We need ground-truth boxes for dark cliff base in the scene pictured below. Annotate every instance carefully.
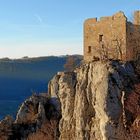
[0,94,61,140]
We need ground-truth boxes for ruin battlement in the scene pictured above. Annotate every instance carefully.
[84,11,127,25]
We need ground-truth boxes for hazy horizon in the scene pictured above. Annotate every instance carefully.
[0,54,82,59]
[0,41,83,59]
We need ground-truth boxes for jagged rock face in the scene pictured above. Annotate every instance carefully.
[49,61,140,140]
[0,94,60,140]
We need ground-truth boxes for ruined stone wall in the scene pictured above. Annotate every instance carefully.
[126,11,140,61]
[134,11,140,25]
[84,12,127,62]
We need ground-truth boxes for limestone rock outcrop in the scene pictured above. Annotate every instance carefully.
[48,60,140,140]
[0,94,60,140]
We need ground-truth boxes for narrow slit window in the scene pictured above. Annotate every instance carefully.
[88,46,91,53]
[99,34,103,42]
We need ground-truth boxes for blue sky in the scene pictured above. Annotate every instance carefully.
[0,0,140,58]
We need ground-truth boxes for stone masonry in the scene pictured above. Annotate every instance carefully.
[84,11,140,62]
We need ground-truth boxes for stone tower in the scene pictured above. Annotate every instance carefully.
[84,11,140,62]
[134,11,140,25]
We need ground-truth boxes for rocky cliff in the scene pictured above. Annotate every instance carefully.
[48,60,140,140]
[1,60,140,140]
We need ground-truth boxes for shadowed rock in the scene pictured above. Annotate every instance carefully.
[0,94,61,140]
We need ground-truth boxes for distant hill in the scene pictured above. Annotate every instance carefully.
[0,55,82,119]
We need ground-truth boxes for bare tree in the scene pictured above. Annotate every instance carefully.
[113,38,123,60]
[99,37,123,61]
[99,41,109,61]
[64,56,77,72]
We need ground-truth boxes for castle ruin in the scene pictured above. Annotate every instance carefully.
[84,11,140,61]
